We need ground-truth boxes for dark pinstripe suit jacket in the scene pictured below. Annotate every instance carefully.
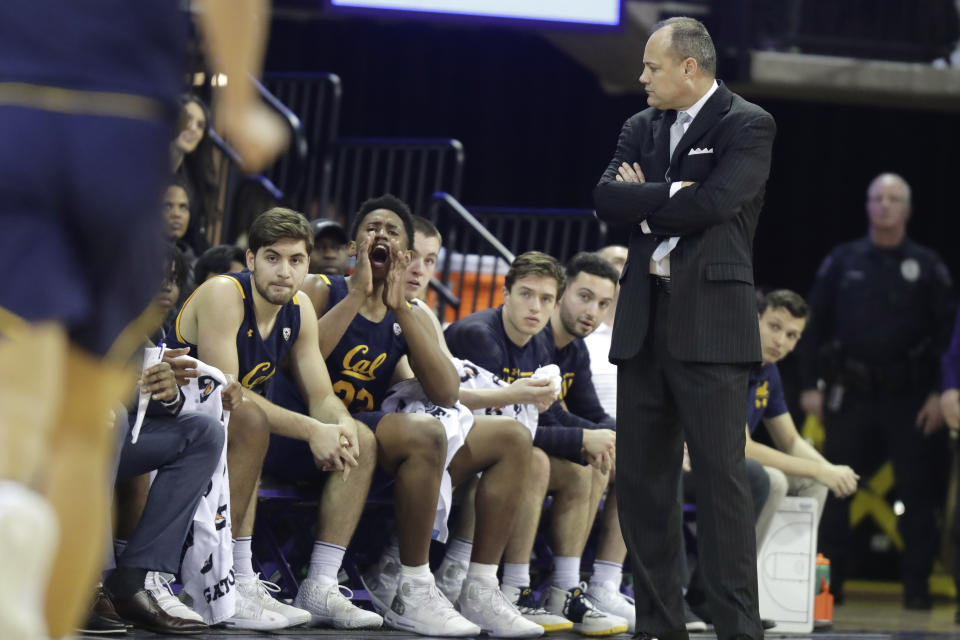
[594,82,776,365]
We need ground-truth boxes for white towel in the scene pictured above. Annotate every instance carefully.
[381,379,473,543]
[178,360,235,625]
[455,358,539,437]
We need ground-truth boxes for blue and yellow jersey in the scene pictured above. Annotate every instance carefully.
[746,362,789,433]
[269,274,409,414]
[171,271,301,397]
[323,275,408,413]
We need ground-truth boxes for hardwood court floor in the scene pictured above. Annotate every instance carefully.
[77,590,960,640]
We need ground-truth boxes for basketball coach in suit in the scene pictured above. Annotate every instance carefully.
[593,17,776,640]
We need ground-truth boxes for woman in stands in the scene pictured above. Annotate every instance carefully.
[171,94,217,256]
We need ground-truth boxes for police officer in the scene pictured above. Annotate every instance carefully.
[797,172,955,609]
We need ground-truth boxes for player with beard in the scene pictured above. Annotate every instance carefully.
[444,251,625,637]
[270,195,486,637]
[171,207,381,631]
[538,252,638,631]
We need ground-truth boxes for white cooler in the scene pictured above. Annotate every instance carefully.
[757,496,818,633]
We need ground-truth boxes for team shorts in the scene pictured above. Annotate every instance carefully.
[0,104,170,355]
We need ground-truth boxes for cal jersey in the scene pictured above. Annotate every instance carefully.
[325,275,408,413]
[172,271,301,397]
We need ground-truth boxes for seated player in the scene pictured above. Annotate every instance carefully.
[171,207,381,631]
[444,251,627,637]
[355,214,547,637]
[269,195,488,637]
[540,252,636,631]
[747,290,859,547]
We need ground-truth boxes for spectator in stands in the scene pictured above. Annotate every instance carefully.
[444,251,626,637]
[310,218,350,275]
[340,213,546,637]
[748,290,859,547]
[171,94,217,255]
[154,244,190,343]
[193,244,246,289]
[162,178,197,264]
[170,207,376,631]
[101,348,222,635]
[797,173,955,608]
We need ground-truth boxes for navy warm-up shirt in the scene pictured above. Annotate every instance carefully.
[746,363,789,434]
[445,307,585,461]
[541,321,615,430]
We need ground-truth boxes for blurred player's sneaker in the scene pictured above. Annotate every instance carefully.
[456,574,543,638]
[361,552,401,615]
[501,585,573,632]
[543,584,628,637]
[585,581,636,633]
[384,572,480,637]
[0,483,57,640]
[435,557,469,603]
[294,576,382,629]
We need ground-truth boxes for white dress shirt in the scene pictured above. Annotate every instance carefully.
[642,80,719,276]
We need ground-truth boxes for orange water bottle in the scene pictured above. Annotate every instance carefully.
[814,553,834,627]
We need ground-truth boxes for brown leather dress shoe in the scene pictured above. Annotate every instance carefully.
[77,585,128,635]
[108,587,206,635]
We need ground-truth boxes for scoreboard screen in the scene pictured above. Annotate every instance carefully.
[326,0,622,27]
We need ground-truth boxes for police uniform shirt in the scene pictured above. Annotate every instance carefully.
[746,363,789,434]
[172,271,301,397]
[800,236,954,389]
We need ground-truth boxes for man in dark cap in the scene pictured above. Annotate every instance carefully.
[310,219,350,275]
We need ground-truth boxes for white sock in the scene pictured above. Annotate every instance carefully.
[444,536,473,566]
[589,560,623,589]
[232,537,254,577]
[113,538,128,561]
[307,541,346,582]
[502,563,530,589]
[466,562,498,580]
[401,563,431,580]
[552,556,581,591]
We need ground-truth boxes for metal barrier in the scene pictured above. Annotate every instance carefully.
[262,72,342,214]
[427,192,607,322]
[332,138,464,224]
[203,74,308,244]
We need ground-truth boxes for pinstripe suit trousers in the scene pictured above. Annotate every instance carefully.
[616,281,762,640]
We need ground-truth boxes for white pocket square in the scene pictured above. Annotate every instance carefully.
[688,147,714,155]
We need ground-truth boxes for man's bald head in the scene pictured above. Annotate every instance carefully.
[598,245,628,277]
